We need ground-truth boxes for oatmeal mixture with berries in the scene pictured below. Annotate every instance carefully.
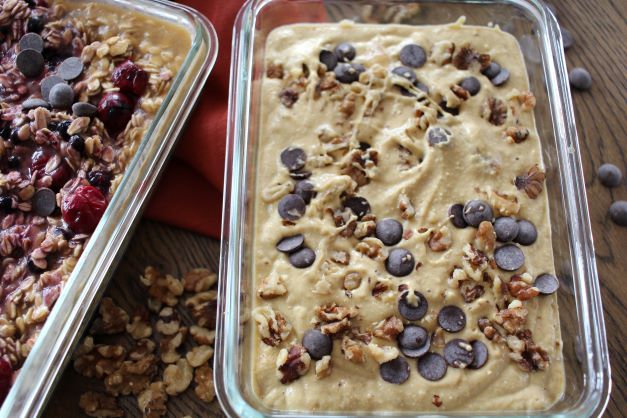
[251,20,565,412]
[0,0,190,398]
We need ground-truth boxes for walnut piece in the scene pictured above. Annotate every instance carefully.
[432,394,443,408]
[481,97,508,126]
[182,268,217,293]
[460,280,485,303]
[428,226,452,252]
[276,344,311,384]
[489,190,520,216]
[163,358,193,396]
[343,272,362,291]
[90,297,129,335]
[140,267,184,311]
[398,192,415,219]
[155,307,180,336]
[462,244,489,281]
[508,275,540,301]
[190,325,216,346]
[128,339,156,361]
[430,40,454,65]
[194,364,215,403]
[74,344,126,379]
[372,316,404,341]
[315,303,359,322]
[474,221,496,253]
[79,392,123,418]
[341,336,366,363]
[184,291,217,328]
[330,250,350,265]
[507,330,550,372]
[366,343,400,364]
[104,354,158,396]
[160,328,187,364]
[266,62,284,79]
[136,381,168,418]
[185,345,214,368]
[504,126,530,144]
[452,45,490,70]
[257,274,287,299]
[355,237,386,260]
[315,355,332,379]
[279,88,299,108]
[515,164,546,199]
[495,307,529,333]
[126,307,152,340]
[253,306,292,346]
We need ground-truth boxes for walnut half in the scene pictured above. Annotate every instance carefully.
[276,344,311,384]
[78,392,123,418]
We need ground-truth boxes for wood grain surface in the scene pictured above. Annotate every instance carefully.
[43,0,625,417]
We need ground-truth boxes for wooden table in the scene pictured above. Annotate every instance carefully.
[44,0,625,416]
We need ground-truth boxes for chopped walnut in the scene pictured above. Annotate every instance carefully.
[504,126,530,144]
[315,355,332,379]
[451,84,470,100]
[330,250,350,265]
[474,221,496,253]
[343,272,362,291]
[508,330,550,372]
[79,392,123,418]
[279,88,299,108]
[194,364,215,403]
[489,190,520,216]
[515,165,546,199]
[495,306,529,333]
[341,336,366,363]
[163,358,193,396]
[354,220,376,239]
[185,345,214,368]
[90,297,129,335]
[257,274,287,299]
[478,318,501,342]
[340,92,356,116]
[159,328,187,364]
[182,268,217,293]
[372,279,391,299]
[430,40,454,65]
[190,325,216,346]
[508,275,540,301]
[316,304,359,322]
[141,269,184,310]
[128,339,156,361]
[431,327,446,348]
[448,267,468,289]
[452,45,490,70]
[428,226,452,252]
[320,318,351,336]
[136,381,168,418]
[253,306,292,346]
[366,343,400,364]
[74,344,127,379]
[481,97,508,126]
[510,90,536,111]
[355,237,386,260]
[460,280,485,303]
[276,344,311,384]
[372,316,404,341]
[104,354,158,396]
[184,291,217,328]
[432,394,443,408]
[155,307,180,336]
[398,192,415,219]
[462,243,489,281]
[266,62,284,79]
[126,307,152,340]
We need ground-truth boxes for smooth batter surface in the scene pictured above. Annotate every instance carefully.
[250,20,565,413]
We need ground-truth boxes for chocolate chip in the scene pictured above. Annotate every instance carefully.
[27,257,44,273]
[468,340,489,369]
[58,57,84,81]
[515,220,537,246]
[7,155,19,169]
[19,33,43,52]
[494,217,519,242]
[386,248,415,277]
[32,187,56,216]
[302,329,332,360]
[459,76,481,96]
[448,204,467,228]
[276,234,304,254]
[569,67,592,90]
[41,76,65,101]
[427,126,452,146]
[334,42,355,62]
[359,142,370,151]
[399,44,426,68]
[289,247,316,268]
[490,68,510,86]
[0,196,12,212]
[289,170,312,180]
[462,200,493,227]
[494,244,525,271]
[379,356,410,385]
[343,196,370,219]
[417,352,447,381]
[68,135,85,153]
[437,305,466,333]
[280,147,306,171]
[443,339,474,368]
[609,201,627,227]
[598,163,622,188]
[26,15,45,33]
[49,83,74,109]
[438,101,459,116]
[561,27,574,49]
[22,98,50,111]
[397,325,430,358]
[278,194,306,221]
[334,63,364,84]
[319,49,338,71]
[72,102,98,117]
[16,48,44,78]
[375,218,403,246]
[398,290,428,321]
[391,66,417,84]
[294,180,315,204]
[534,273,560,295]
[481,62,501,79]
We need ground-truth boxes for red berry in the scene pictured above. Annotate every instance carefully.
[62,185,107,233]
[30,147,50,173]
[112,60,148,96]
[97,92,134,136]
[45,157,73,191]
[0,357,12,403]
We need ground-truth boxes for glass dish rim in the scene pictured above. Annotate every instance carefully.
[215,0,611,417]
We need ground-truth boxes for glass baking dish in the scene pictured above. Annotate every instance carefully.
[216,0,610,417]
[0,0,217,417]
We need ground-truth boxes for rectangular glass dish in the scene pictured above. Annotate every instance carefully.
[216,0,610,417]
[0,0,218,417]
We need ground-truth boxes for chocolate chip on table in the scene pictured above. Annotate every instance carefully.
[49,83,75,109]
[399,44,426,68]
[494,216,520,242]
[294,180,315,204]
[468,340,489,369]
[459,76,481,96]
[22,98,50,111]
[16,48,44,78]
[19,33,44,53]
[514,219,537,246]
[609,201,627,227]
[379,356,410,385]
[490,68,510,86]
[462,200,493,227]
[398,290,428,321]
[302,329,332,360]
[598,163,622,188]
[280,147,306,171]
[443,339,475,368]
[569,67,592,90]
[482,61,501,79]
[278,194,306,221]
[494,244,525,271]
[417,352,447,381]
[397,325,430,358]
[391,66,418,84]
[334,63,365,84]
[32,187,56,216]
[289,170,312,180]
[334,42,356,62]
[448,204,468,228]
[319,49,338,71]
[41,75,66,101]
[72,102,98,117]
[427,126,452,146]
[289,247,316,268]
[58,56,84,81]
[375,218,403,246]
[437,305,466,333]
[534,273,560,295]
[386,248,415,277]
[276,234,305,254]
[343,196,370,219]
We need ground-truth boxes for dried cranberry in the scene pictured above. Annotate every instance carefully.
[87,170,112,194]
[0,357,11,403]
[112,60,148,96]
[97,92,134,136]
[46,158,73,191]
[62,185,107,233]
[31,148,50,172]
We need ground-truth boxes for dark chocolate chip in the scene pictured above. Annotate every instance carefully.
[280,147,306,171]
[398,290,428,321]
[58,56,84,81]
[68,135,85,153]
[397,325,430,358]
[468,340,489,369]
[319,49,338,71]
[49,83,74,109]
[399,44,426,68]
[379,356,410,384]
[1,126,10,140]
[289,247,316,268]
[515,220,537,246]
[598,163,622,188]
[391,66,417,84]
[494,217,519,242]
[569,67,592,90]
[437,305,466,333]
[294,180,315,204]
[459,76,481,96]
[609,201,627,227]
[448,204,467,228]
[55,119,72,139]
[386,248,415,277]
[438,101,459,116]
[427,126,452,146]
[482,62,501,79]
[289,170,312,180]
[7,155,19,169]
[491,68,510,86]
[443,339,474,368]
[334,42,356,62]
[534,273,560,295]
[41,76,65,101]
[19,33,43,53]
[494,244,525,271]
[462,200,493,227]
[32,187,56,216]
[276,234,305,254]
[278,194,306,221]
[16,48,44,78]
[343,196,370,219]
[359,142,370,151]
[561,27,574,49]
[26,15,46,33]
[334,63,364,84]
[72,102,98,117]
[417,352,447,381]
[302,329,332,360]
[22,98,50,111]
[375,218,403,246]
[0,196,13,212]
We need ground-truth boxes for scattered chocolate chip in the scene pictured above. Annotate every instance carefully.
[398,290,428,321]
[598,163,622,188]
[276,234,305,254]
[26,15,45,33]
[490,68,510,86]
[397,325,430,358]
[569,67,592,90]
[427,126,452,146]
[443,339,474,368]
[19,33,44,52]
[319,49,338,71]
[289,170,312,180]
[561,27,574,49]
[72,102,98,117]
[359,142,370,151]
[343,196,370,219]
[534,273,560,295]
[302,329,332,360]
[399,44,426,68]
[380,356,410,384]
[278,194,306,221]
[481,62,501,79]
[375,218,403,246]
[515,220,537,246]
[55,119,72,139]
[335,42,356,62]
[494,244,525,271]
[609,201,627,227]
[437,305,466,333]
[58,57,84,81]
[417,352,447,381]
[22,98,50,111]
[280,147,306,171]
[16,48,44,78]
[40,75,65,101]
[386,248,415,277]
[391,66,417,84]
[334,63,364,84]
[494,217,520,242]
[49,83,75,109]
[462,200,493,227]
[32,187,56,216]
[468,340,489,369]
[459,76,481,96]
[448,204,467,228]
[289,247,316,268]
[294,180,315,204]
[438,101,459,116]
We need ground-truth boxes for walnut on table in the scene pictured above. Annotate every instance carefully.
[194,364,215,403]
[78,392,124,418]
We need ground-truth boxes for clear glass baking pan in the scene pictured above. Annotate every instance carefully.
[216,0,610,417]
[0,0,217,417]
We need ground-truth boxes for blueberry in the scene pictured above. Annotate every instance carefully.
[609,201,627,227]
[278,194,306,221]
[10,128,20,143]
[399,44,426,68]
[27,257,44,273]
[294,180,315,204]
[379,356,410,384]
[334,42,356,62]
[375,218,403,246]
[302,329,332,360]
[569,67,592,90]
[437,305,466,333]
[319,49,338,71]
[448,203,467,228]
[68,135,85,153]
[87,170,112,193]
[598,163,622,188]
[515,220,537,246]
[385,248,415,277]
[462,200,493,227]
[56,120,72,139]
[397,325,430,358]
[494,244,525,271]
[0,125,10,140]
[494,217,519,242]
[7,155,20,169]
[459,76,481,96]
